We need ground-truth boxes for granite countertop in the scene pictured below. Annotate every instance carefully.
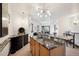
[32,36,63,50]
[0,38,10,52]
[9,35,23,38]
[50,35,73,40]
[10,34,28,39]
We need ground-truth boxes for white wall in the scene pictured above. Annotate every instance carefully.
[8,4,29,35]
[9,15,28,35]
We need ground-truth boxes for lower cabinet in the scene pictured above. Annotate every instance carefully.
[39,44,49,56]
[10,34,28,54]
[30,38,35,56]
[30,37,40,56]
[30,37,65,56]
[50,45,65,56]
[35,40,40,56]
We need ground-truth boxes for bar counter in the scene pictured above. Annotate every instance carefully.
[30,36,65,56]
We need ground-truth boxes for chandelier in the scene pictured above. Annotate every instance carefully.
[73,17,79,25]
[37,8,51,18]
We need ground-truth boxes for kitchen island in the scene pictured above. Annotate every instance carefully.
[30,36,65,56]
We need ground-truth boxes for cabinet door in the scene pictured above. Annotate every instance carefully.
[24,34,28,46]
[30,37,35,56]
[50,45,65,56]
[35,41,40,56]
[10,37,19,54]
[39,44,49,56]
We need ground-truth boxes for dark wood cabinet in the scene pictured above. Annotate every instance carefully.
[10,34,28,54]
[10,36,19,54]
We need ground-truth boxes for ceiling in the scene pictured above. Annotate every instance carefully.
[3,3,79,20]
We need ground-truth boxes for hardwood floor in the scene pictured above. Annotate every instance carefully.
[66,47,79,56]
[9,43,79,56]
[9,43,31,56]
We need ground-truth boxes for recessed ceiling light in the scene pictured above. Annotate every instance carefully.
[40,9,43,13]
[37,13,40,16]
[73,17,79,25]
[39,15,42,17]
[45,15,48,17]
